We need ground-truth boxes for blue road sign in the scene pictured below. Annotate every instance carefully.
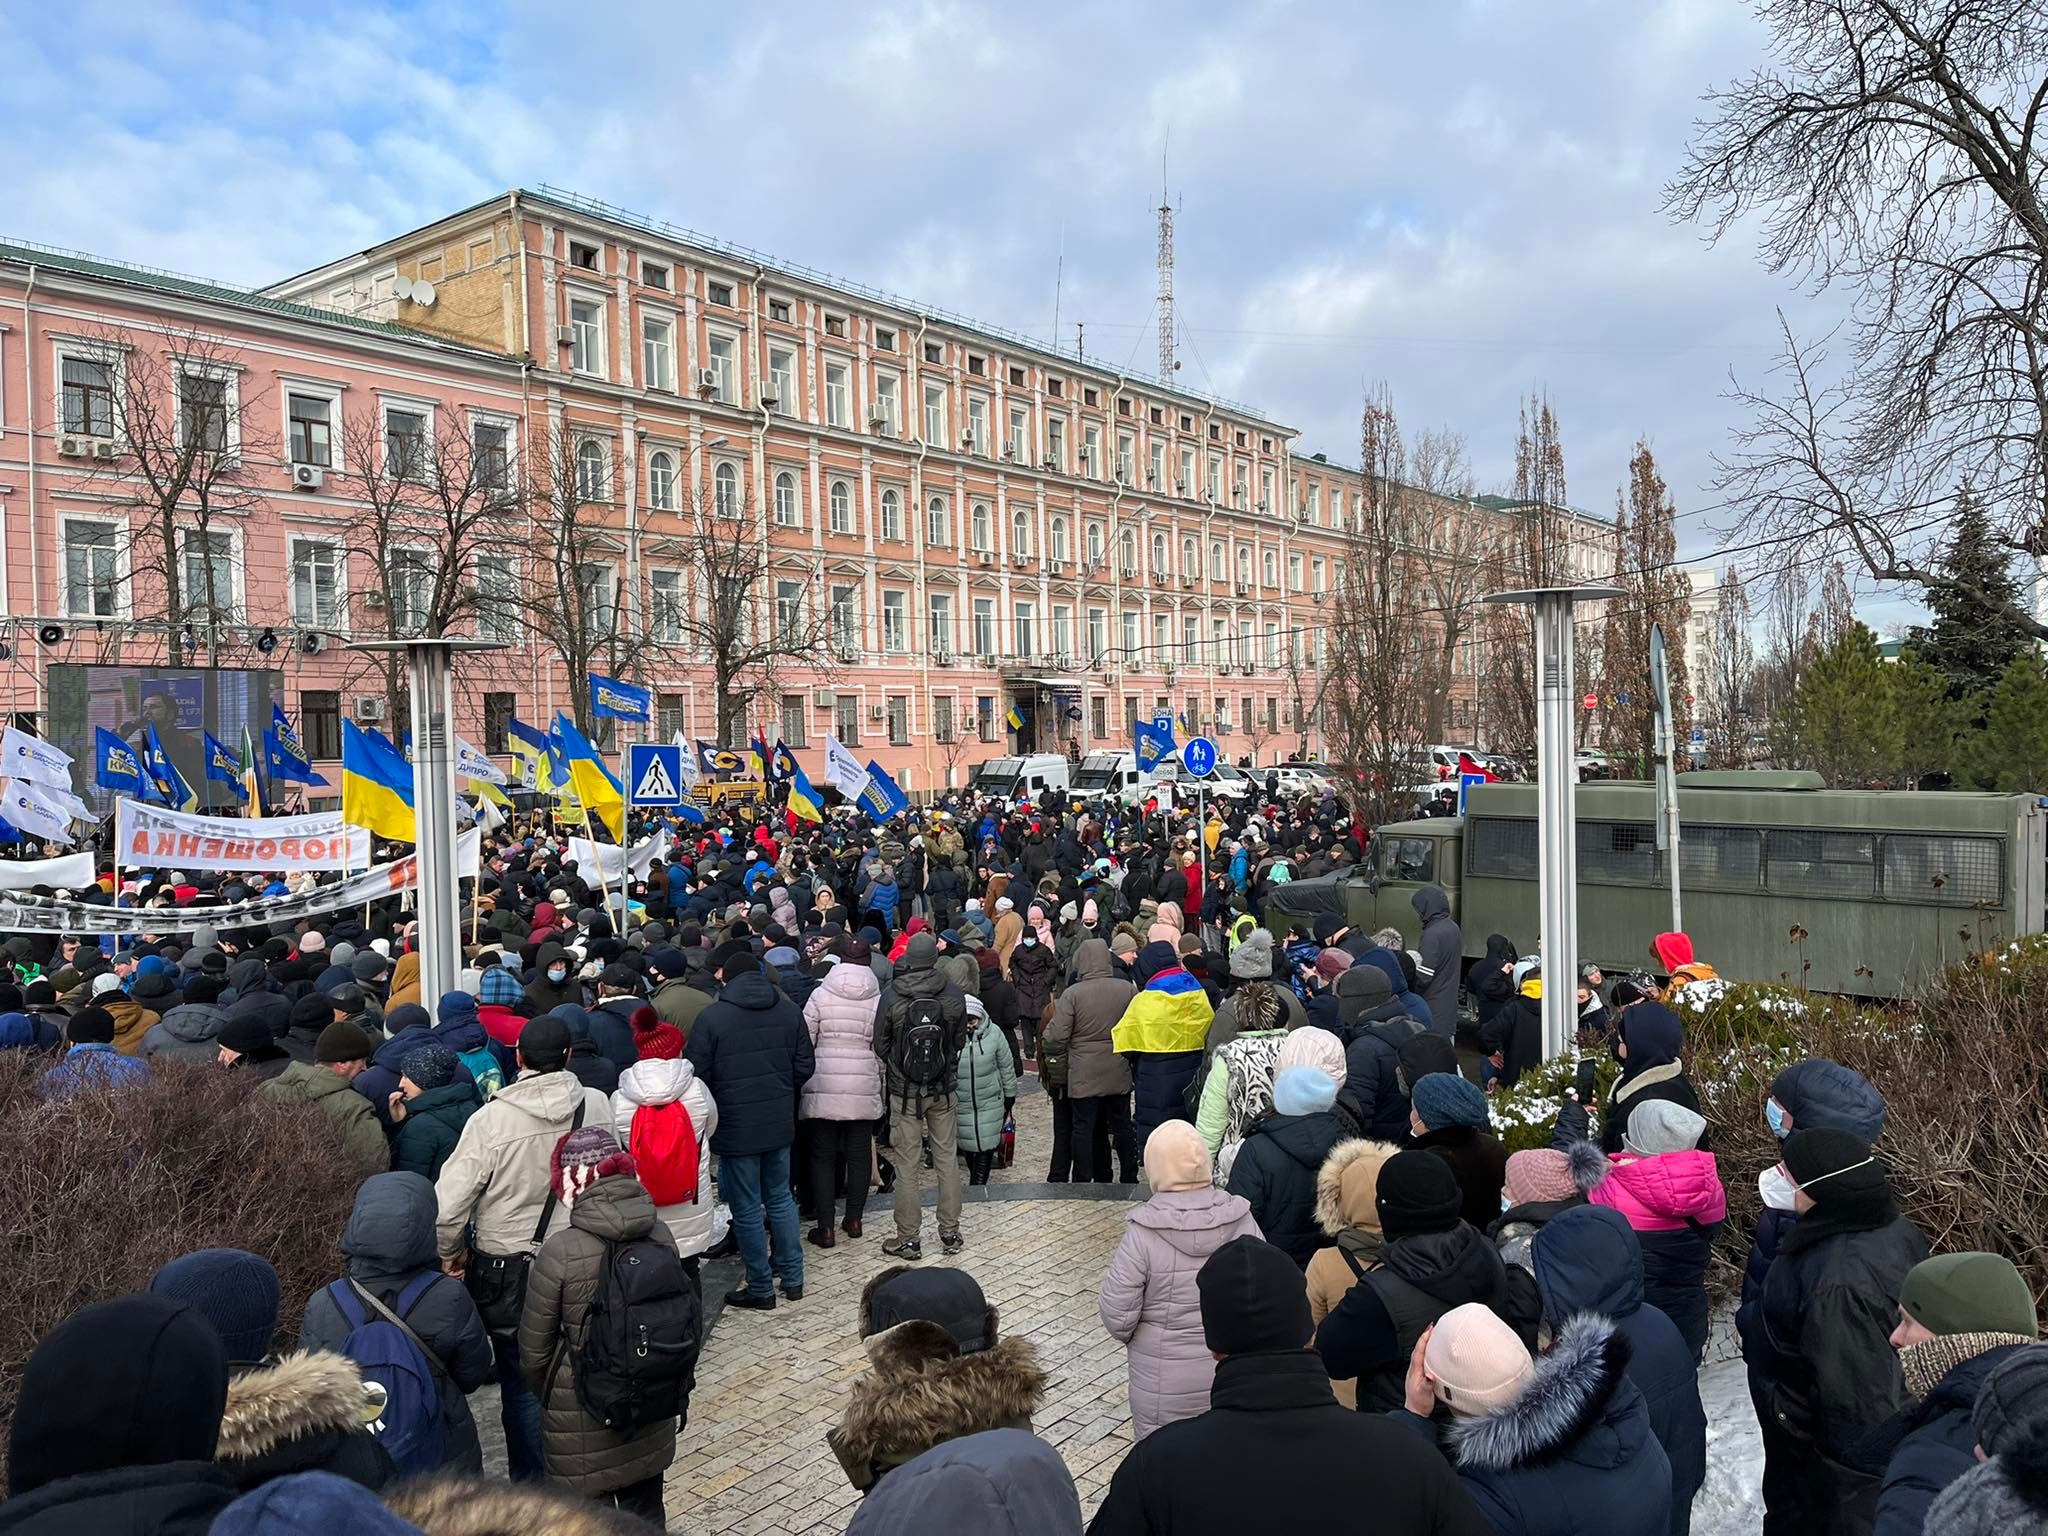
[1182,736,1220,778]
[1458,771,1488,814]
[626,743,685,805]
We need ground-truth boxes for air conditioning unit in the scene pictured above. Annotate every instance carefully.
[1163,668,1178,683]
[1180,574,1196,588]
[91,440,116,461]
[869,407,889,429]
[812,689,837,706]
[961,433,977,452]
[1049,559,1068,574]
[934,651,954,667]
[1294,507,1310,523]
[1043,456,1060,471]
[977,552,994,567]
[1011,553,1030,568]
[758,385,779,409]
[1003,440,1020,461]
[1146,471,1159,487]
[57,436,86,458]
[353,696,387,722]
[1056,652,1076,669]
[1236,582,1251,597]
[1257,498,1270,512]
[1119,565,1137,581]
[835,643,861,663]
[868,705,885,723]
[697,369,720,396]
[555,325,575,346]
[363,590,387,609]
[1176,477,1188,493]
[292,464,324,490]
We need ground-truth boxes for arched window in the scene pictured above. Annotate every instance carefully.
[971,501,991,551]
[1118,528,1136,573]
[880,488,902,541]
[714,462,738,518]
[1086,522,1105,562]
[1050,517,1069,563]
[1237,546,1253,584]
[927,495,949,546]
[1181,536,1197,576]
[829,479,852,533]
[774,471,799,527]
[646,450,676,511]
[575,439,606,501]
[1151,531,1167,574]
[1011,507,1031,556]
[1209,540,1225,580]
[1263,549,1278,586]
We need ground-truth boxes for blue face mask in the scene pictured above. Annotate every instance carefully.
[1765,1098,1789,1139]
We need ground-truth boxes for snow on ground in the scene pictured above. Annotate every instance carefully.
[1693,1313,1765,1536]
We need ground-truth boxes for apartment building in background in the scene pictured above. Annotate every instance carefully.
[0,188,1614,793]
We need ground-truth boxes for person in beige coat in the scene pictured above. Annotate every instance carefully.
[518,1125,683,1524]
[1042,936,1139,1183]
[1305,1137,1399,1407]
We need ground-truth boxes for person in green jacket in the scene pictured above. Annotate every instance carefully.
[260,1020,390,1172]
[388,1045,483,1180]
[956,995,1017,1185]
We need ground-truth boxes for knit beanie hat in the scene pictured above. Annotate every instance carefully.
[91,971,124,997]
[550,1125,634,1209]
[1315,948,1354,982]
[1972,1343,2048,1454]
[1147,922,1181,947]
[1229,927,1275,979]
[398,1045,461,1093]
[1273,1064,1339,1116]
[315,1019,374,1065]
[1276,1026,1348,1088]
[633,1005,684,1062]
[1504,1148,1580,1206]
[299,931,326,954]
[1425,1302,1534,1415]
[1783,1127,1883,1203]
[218,1015,276,1058]
[1143,1121,1212,1193]
[1898,1253,2040,1340]
[1134,940,1181,985]
[477,967,522,1006]
[66,1005,115,1045]
[1411,1071,1490,1132]
[1623,1099,1708,1156]
[519,1014,571,1070]
[1197,1236,1313,1355]
[148,1248,281,1366]
[290,993,335,1031]
[1111,933,1138,959]
[1375,1149,1465,1238]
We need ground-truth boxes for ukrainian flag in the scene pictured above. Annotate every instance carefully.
[786,762,825,823]
[508,717,548,791]
[341,719,417,842]
[1004,704,1026,731]
[551,713,625,839]
[1110,964,1214,1055]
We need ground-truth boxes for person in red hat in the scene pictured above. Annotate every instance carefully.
[611,1008,719,1262]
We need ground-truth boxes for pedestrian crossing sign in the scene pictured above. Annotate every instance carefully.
[626,743,685,806]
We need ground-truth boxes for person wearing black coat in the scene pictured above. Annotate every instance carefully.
[1530,1205,1706,1536]
[1739,1129,1928,1536]
[299,1172,495,1474]
[586,972,644,1070]
[1600,1004,1705,1156]
[1339,985,1427,1144]
[0,1294,238,1536]
[1089,1236,1488,1536]
[1225,1061,1347,1268]
[1467,934,1517,1032]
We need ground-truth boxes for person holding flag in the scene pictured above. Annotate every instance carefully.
[786,760,827,824]
[508,716,549,791]
[856,761,910,824]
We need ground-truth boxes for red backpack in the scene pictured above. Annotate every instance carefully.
[629,1100,700,1206]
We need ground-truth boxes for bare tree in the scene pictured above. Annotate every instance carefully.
[75,326,273,666]
[1321,384,1444,826]
[1752,562,1816,726]
[1410,427,1488,741]
[1669,3,2048,634]
[1699,567,1758,766]
[1599,441,1694,775]
[1479,392,1573,759]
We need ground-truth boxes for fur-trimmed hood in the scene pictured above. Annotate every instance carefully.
[1316,1137,1399,1237]
[828,1327,1050,1492]
[1449,1313,1634,1472]
[216,1351,371,1462]
[386,1475,655,1534]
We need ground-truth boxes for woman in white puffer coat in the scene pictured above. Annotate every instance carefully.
[799,943,885,1247]
[609,1009,720,1259]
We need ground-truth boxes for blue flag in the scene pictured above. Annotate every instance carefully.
[94,728,150,799]
[696,739,741,777]
[590,673,652,723]
[770,741,803,786]
[143,722,197,811]
[1134,713,1178,773]
[264,729,330,787]
[201,731,248,801]
[671,801,707,827]
[857,760,910,823]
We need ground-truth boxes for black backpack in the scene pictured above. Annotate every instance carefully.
[571,1238,702,1434]
[890,995,953,1092]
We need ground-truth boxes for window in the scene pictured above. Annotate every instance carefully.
[181,529,237,621]
[1306,483,1321,523]
[927,495,949,547]
[642,261,669,290]
[768,298,791,323]
[707,280,733,308]
[774,471,800,528]
[768,347,795,414]
[886,696,910,744]
[576,563,617,636]
[1238,547,1254,585]
[647,450,677,511]
[1264,623,1280,665]
[570,241,599,270]
[780,693,806,747]
[882,592,907,651]
[1083,386,1098,406]
[923,382,946,445]
[63,521,119,618]
[649,570,684,643]
[966,396,988,454]
[1014,601,1036,656]
[1082,422,1100,478]
[829,479,852,534]
[1008,402,1029,458]
[1264,549,1278,587]
[642,316,676,392]
[1234,463,1250,507]
[1288,553,1303,591]
[1121,609,1139,658]
[289,540,343,627]
[1152,531,1168,573]
[835,695,861,746]
[1181,536,1197,576]
[972,598,996,658]
[1052,604,1073,657]
[1211,619,1227,664]
[971,501,991,551]
[287,392,333,466]
[301,692,342,762]
[385,408,428,481]
[825,313,847,338]
[1261,466,1275,509]
[714,462,739,518]
[1116,432,1134,484]
[707,334,737,404]
[1048,377,1064,398]
[1150,440,1166,488]
[929,593,954,655]
[775,580,805,643]
[178,372,228,452]
[1153,613,1170,662]
[933,696,955,744]
[1313,557,1327,594]
[874,373,900,434]
[875,326,896,352]
[1009,365,1027,387]
[1047,417,1066,470]
[1882,833,2004,906]
[1086,522,1105,563]
[472,420,509,490]
[484,693,514,755]
[1087,608,1107,664]
[1330,486,1345,528]
[476,554,519,642]
[1119,528,1137,575]
[575,439,608,501]
[880,488,903,542]
[657,692,686,743]
[60,355,115,437]
[1091,696,1107,738]
[1208,453,1224,500]
[1183,615,1199,660]
[825,361,850,428]
[1209,540,1225,580]
[1050,517,1069,563]
[1011,507,1031,557]
[569,298,605,375]
[1179,444,1196,495]
[1766,829,1876,899]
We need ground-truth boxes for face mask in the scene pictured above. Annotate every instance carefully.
[1021,937,1037,948]
[1765,1098,1789,1139]
[1758,1164,1800,1212]
[548,967,568,984]
[1501,1193,1514,1213]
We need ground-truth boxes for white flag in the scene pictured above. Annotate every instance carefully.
[1,778,74,844]
[823,732,872,802]
[0,726,73,790]
[671,729,701,791]
[455,737,507,786]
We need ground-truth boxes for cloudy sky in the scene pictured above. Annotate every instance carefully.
[1,0,1884,615]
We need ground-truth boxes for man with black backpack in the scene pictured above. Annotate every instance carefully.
[874,931,969,1261]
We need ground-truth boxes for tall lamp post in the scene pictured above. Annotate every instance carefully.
[1482,584,1622,1061]
[349,636,507,1007]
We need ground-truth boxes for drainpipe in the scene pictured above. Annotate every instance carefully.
[911,314,932,795]
[1107,374,1129,748]
[22,264,42,720]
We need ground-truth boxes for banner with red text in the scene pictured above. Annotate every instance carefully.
[115,800,372,874]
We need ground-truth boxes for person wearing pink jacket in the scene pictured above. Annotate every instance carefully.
[1587,1098,1726,1361]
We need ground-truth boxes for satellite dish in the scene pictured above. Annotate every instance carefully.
[393,274,415,301]
[413,280,436,307]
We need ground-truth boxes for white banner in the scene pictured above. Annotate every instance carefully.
[0,827,481,935]
[0,727,74,790]
[115,799,372,873]
[0,851,98,891]
[2,780,75,844]
[823,732,872,801]
[456,737,507,787]
[566,832,667,884]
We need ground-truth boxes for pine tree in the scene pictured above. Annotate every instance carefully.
[1773,624,1902,786]
[1906,487,2031,703]
[1599,441,1693,775]
[1889,649,1959,788]
[1960,656,2048,792]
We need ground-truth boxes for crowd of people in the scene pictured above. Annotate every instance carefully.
[0,777,2041,1536]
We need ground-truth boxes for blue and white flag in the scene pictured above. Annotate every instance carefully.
[823,733,872,801]
[1134,714,1178,773]
[0,726,73,790]
[590,673,652,724]
[94,728,149,799]
[857,760,910,823]
[0,779,74,844]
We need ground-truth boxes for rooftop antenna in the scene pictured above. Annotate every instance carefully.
[1157,138,1176,379]
[1052,221,1065,352]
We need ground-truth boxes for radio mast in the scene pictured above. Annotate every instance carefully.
[1156,148,1175,379]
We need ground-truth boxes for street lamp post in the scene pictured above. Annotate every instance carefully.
[1482,584,1622,1062]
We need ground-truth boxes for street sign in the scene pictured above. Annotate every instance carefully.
[1582,692,1598,710]
[1617,690,1631,706]
[626,743,685,805]
[1181,735,1220,778]
[1689,728,1706,748]
[1458,770,1488,814]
